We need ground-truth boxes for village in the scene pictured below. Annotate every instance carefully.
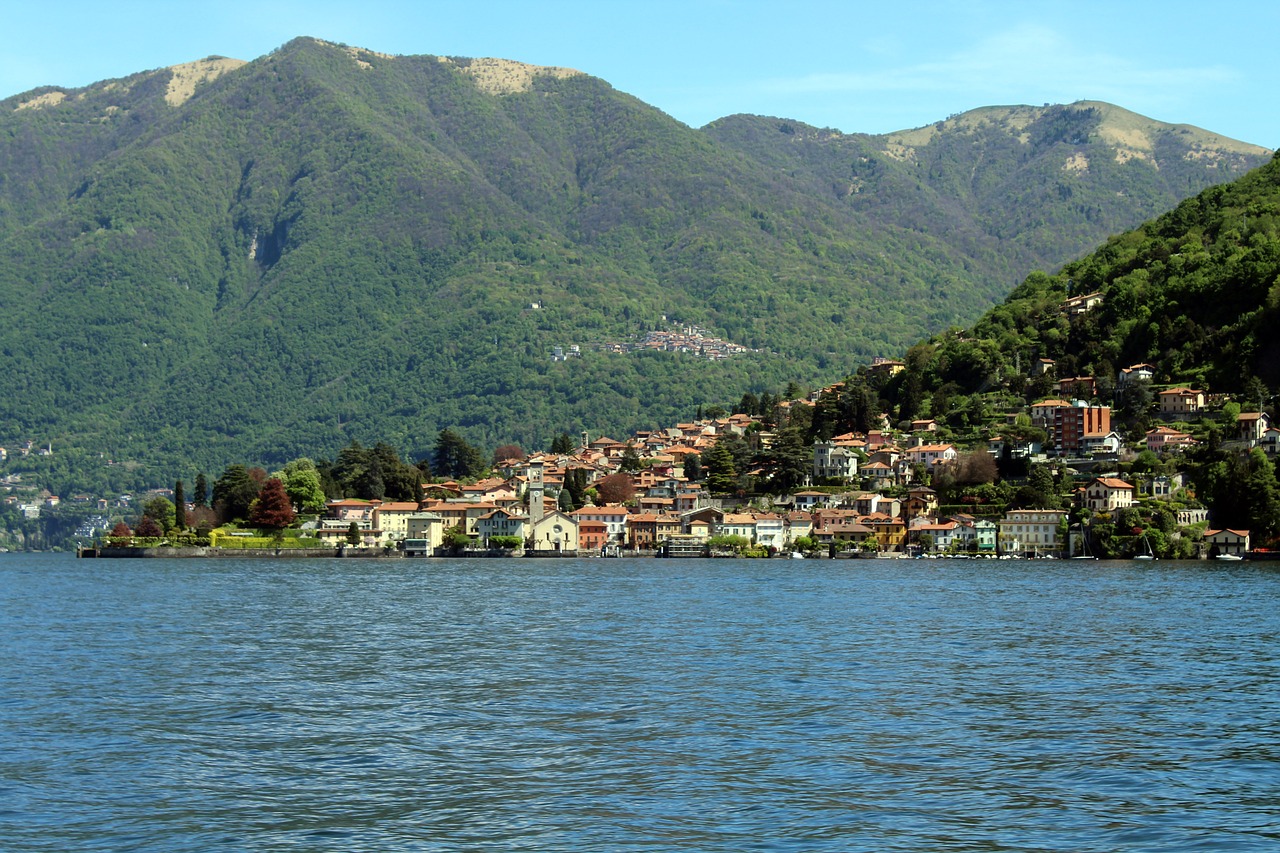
[265,358,1274,560]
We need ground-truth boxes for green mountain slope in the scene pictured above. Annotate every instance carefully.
[0,38,1270,485]
[875,151,1280,421]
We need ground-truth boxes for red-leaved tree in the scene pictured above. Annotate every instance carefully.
[250,478,297,530]
[135,516,163,538]
[594,472,636,505]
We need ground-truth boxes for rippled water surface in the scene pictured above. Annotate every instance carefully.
[2,554,1278,851]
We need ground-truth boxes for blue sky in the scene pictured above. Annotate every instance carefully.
[3,1,1277,148]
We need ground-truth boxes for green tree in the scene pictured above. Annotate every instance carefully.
[434,429,486,479]
[619,444,643,473]
[704,441,738,494]
[173,480,186,531]
[346,521,362,546]
[683,453,702,482]
[760,426,810,493]
[550,433,576,454]
[274,458,327,513]
[141,496,176,533]
[212,464,260,523]
[193,472,208,508]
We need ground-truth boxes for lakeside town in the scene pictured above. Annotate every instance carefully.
[22,336,1270,560]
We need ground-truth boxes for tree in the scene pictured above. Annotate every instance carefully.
[135,516,163,538]
[346,521,361,546]
[434,429,486,479]
[704,441,738,494]
[595,472,635,505]
[493,444,524,465]
[141,496,176,533]
[250,478,297,531]
[193,472,208,508]
[212,464,261,523]
[173,480,186,531]
[619,444,643,473]
[683,453,702,482]
[274,458,327,513]
[110,521,132,539]
[558,488,574,512]
[760,426,810,493]
[951,452,998,486]
[550,433,576,454]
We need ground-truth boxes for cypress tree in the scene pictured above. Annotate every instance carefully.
[173,480,186,531]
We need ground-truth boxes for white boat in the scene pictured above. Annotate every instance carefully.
[1215,553,1244,561]
[1134,535,1155,560]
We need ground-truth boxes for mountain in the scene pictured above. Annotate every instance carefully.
[0,37,1270,489]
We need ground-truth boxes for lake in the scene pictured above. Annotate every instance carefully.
[2,554,1278,851]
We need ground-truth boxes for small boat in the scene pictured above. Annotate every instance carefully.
[790,551,805,560]
[1215,553,1244,561]
[1134,535,1155,561]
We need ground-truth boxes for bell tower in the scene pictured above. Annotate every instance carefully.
[528,461,545,525]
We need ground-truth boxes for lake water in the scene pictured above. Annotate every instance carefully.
[2,553,1278,851]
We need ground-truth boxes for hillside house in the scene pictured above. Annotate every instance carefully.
[1157,388,1206,417]
[1239,412,1272,444]
[1083,478,1136,513]
[1146,425,1197,454]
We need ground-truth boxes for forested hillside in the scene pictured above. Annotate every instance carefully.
[0,37,1269,489]
[869,151,1280,426]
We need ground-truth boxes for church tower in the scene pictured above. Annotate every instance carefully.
[528,461,545,525]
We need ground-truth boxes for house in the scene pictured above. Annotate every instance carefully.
[474,507,528,545]
[1238,412,1272,444]
[1146,425,1197,454]
[1176,507,1209,526]
[904,443,957,472]
[910,419,939,433]
[578,520,609,552]
[1144,473,1185,500]
[529,511,579,553]
[403,513,445,554]
[571,505,631,544]
[752,512,786,550]
[812,439,860,482]
[1118,363,1155,386]
[1260,427,1280,459]
[626,513,680,550]
[784,511,813,543]
[1081,431,1124,456]
[1083,478,1136,513]
[1033,358,1056,376]
[1157,388,1206,417]
[905,487,938,520]
[1061,291,1102,316]
[1054,376,1097,397]
[911,520,959,551]
[864,514,907,552]
[998,509,1068,557]
[791,490,835,511]
[1204,528,1250,556]
[861,461,896,489]
[372,501,424,544]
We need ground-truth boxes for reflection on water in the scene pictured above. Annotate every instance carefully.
[2,554,1278,851]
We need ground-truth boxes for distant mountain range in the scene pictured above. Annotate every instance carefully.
[0,37,1270,487]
